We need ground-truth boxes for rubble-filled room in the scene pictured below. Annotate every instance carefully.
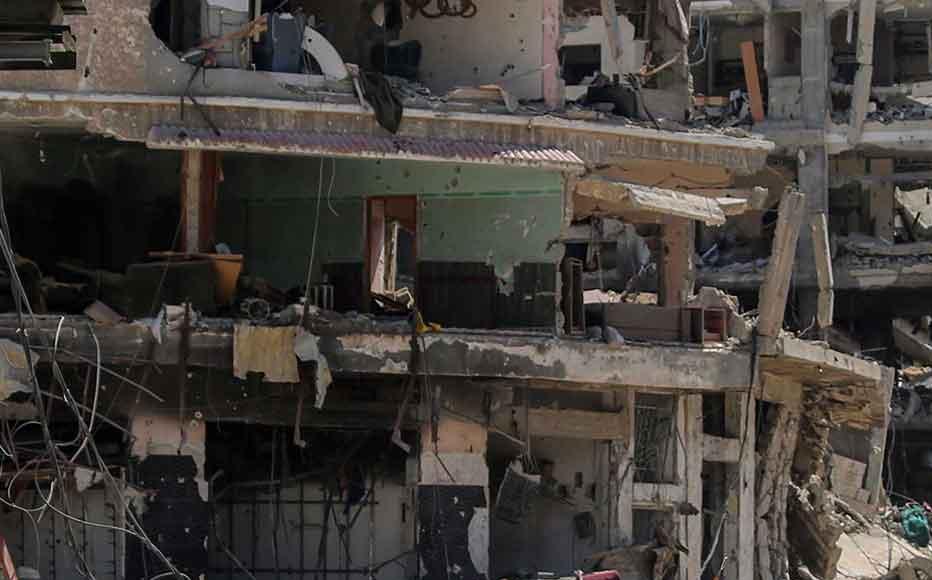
[688,10,767,124]
[145,0,698,124]
[0,131,571,332]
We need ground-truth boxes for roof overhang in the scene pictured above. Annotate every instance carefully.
[147,126,588,172]
[574,176,730,224]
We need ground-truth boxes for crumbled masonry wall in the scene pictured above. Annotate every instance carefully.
[217,154,564,295]
[128,413,209,579]
[491,436,612,577]
[756,401,801,580]
[0,0,339,101]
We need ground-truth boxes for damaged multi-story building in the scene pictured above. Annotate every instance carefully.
[0,1,898,580]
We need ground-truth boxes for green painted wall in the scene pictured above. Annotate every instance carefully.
[217,155,565,290]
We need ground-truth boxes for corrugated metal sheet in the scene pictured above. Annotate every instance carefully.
[146,126,586,172]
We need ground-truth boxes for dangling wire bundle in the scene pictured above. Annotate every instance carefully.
[0,167,193,580]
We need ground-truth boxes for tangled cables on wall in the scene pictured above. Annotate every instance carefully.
[0,167,190,580]
[404,0,477,19]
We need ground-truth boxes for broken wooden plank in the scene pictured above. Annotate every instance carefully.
[758,190,807,337]
[810,212,834,328]
[740,41,765,123]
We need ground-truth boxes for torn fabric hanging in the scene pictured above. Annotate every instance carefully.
[233,324,300,383]
[294,328,333,408]
[361,71,404,134]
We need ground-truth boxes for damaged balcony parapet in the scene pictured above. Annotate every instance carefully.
[0,315,754,392]
[0,90,775,174]
[0,315,892,396]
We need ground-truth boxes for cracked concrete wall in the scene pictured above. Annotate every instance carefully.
[0,0,178,94]
[217,153,565,293]
[0,0,344,101]
[399,0,546,100]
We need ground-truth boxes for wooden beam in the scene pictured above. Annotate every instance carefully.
[810,212,834,328]
[685,395,704,580]
[181,150,220,253]
[758,190,807,337]
[660,217,694,307]
[740,41,765,123]
[526,408,625,439]
[703,434,740,463]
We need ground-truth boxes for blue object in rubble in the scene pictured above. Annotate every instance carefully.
[901,504,931,547]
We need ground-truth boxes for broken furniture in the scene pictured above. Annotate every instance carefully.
[598,303,728,344]
[127,258,216,318]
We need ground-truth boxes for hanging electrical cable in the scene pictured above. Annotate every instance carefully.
[0,167,193,580]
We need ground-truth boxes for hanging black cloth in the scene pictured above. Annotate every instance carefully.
[360,70,404,134]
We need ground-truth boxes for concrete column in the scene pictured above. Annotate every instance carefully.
[797,0,830,325]
[869,158,895,242]
[798,148,829,329]
[801,1,829,128]
[660,217,695,307]
[127,412,208,580]
[419,414,490,580]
